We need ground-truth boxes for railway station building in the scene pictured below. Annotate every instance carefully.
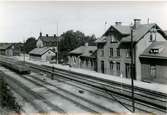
[68,43,97,71]
[95,19,167,81]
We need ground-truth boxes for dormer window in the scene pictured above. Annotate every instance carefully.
[149,47,163,54]
[89,50,93,53]
[149,49,159,54]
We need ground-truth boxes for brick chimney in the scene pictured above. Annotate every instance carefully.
[115,21,122,26]
[134,19,141,28]
[40,32,42,37]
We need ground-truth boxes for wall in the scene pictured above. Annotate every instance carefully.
[5,48,13,56]
[68,55,96,71]
[36,39,43,48]
[97,33,132,78]
[30,55,41,60]
[141,58,167,84]
[41,50,56,61]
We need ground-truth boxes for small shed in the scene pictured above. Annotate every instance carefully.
[68,44,97,71]
[29,47,57,62]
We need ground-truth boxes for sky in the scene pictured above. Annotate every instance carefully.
[0,1,167,42]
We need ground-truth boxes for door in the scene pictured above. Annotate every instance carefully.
[150,64,156,79]
[101,61,105,73]
[125,63,131,78]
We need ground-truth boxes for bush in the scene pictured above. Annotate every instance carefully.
[0,76,21,113]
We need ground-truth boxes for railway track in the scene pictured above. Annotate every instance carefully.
[29,64,167,113]
[21,74,116,113]
[1,70,65,113]
[0,65,118,113]
[30,71,161,113]
[29,72,153,113]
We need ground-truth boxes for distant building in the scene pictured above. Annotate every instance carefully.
[95,19,167,80]
[68,43,97,71]
[29,47,57,61]
[0,43,21,56]
[29,32,58,62]
[36,32,57,48]
[140,41,167,84]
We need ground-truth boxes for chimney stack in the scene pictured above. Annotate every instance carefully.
[115,21,122,26]
[40,32,42,37]
[46,34,48,37]
[54,34,56,38]
[134,19,141,28]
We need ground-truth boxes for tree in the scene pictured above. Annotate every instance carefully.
[59,30,85,52]
[23,37,37,53]
[58,30,96,63]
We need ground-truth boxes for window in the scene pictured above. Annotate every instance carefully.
[116,62,120,72]
[109,48,113,57]
[101,61,105,73]
[110,35,117,43]
[126,49,131,57]
[150,32,153,42]
[101,49,104,57]
[86,59,88,67]
[149,28,157,42]
[110,61,114,71]
[149,49,159,54]
[117,48,120,57]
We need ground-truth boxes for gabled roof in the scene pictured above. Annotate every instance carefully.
[121,23,167,42]
[140,41,167,59]
[39,36,57,43]
[29,47,56,56]
[0,43,13,50]
[104,25,130,36]
[96,23,167,43]
[69,46,97,58]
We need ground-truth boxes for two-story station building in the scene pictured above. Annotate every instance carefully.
[95,19,167,80]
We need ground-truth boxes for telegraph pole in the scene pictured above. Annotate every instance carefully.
[130,26,135,112]
[57,23,59,64]
[23,39,25,65]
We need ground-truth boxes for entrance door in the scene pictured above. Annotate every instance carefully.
[101,61,105,73]
[125,63,131,78]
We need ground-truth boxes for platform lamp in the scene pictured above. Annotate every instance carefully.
[130,25,135,112]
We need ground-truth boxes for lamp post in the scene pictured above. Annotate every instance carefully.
[130,26,135,112]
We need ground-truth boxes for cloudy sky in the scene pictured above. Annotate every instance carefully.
[0,1,167,42]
